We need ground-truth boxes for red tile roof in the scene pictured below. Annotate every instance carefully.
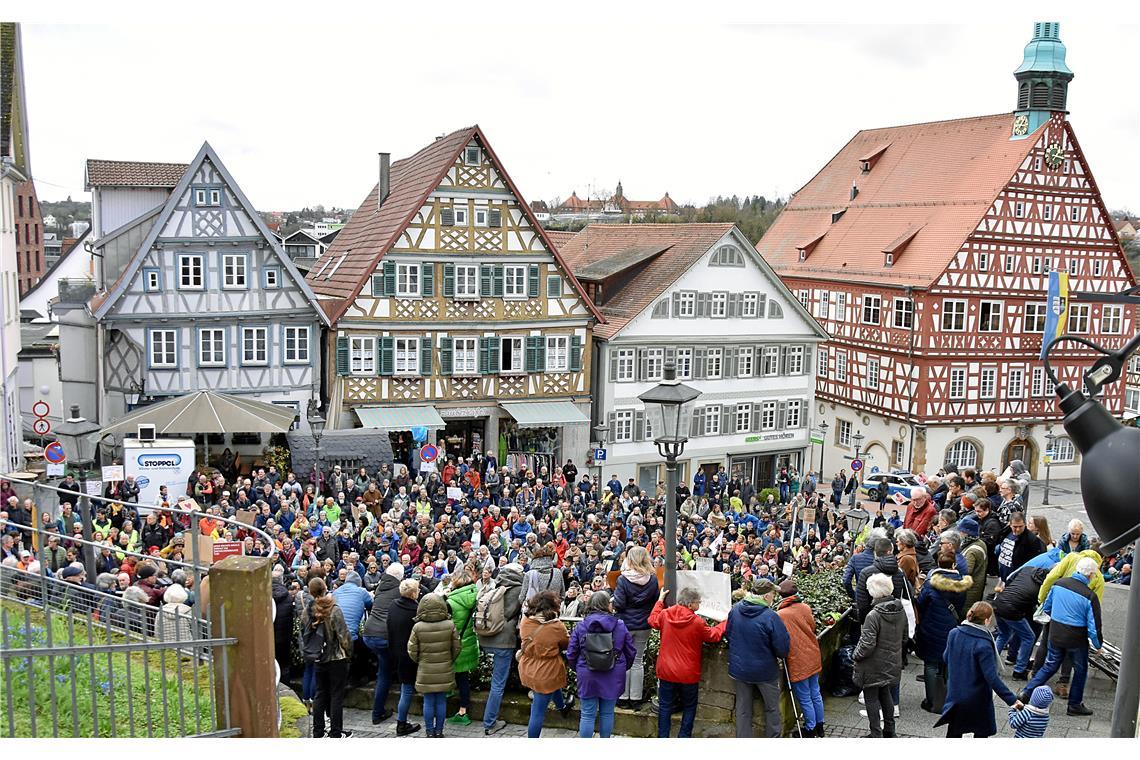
[757,113,1042,288]
[307,125,603,323]
[85,159,189,189]
[543,230,578,250]
[559,223,735,339]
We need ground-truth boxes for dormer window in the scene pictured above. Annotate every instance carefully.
[858,143,891,173]
[882,224,923,268]
[193,187,221,207]
[831,209,846,224]
[798,250,807,262]
[884,252,894,267]
[861,161,872,173]
[464,146,481,166]
[795,231,827,263]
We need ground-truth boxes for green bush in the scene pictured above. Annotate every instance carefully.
[757,487,781,505]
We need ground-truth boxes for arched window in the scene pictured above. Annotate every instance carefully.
[710,245,745,267]
[1017,82,1030,110]
[945,439,979,469]
[651,299,670,319]
[1030,82,1050,109]
[767,300,783,319]
[1051,437,1077,464]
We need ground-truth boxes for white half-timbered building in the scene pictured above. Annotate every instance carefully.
[760,23,1137,482]
[84,143,328,429]
[559,224,827,494]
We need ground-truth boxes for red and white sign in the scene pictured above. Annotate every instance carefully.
[32,418,51,435]
[212,541,244,563]
[32,401,50,418]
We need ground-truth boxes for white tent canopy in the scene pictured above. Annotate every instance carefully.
[98,390,297,436]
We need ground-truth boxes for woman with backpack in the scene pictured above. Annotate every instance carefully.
[475,562,525,736]
[407,592,461,738]
[566,590,636,738]
[301,577,354,738]
[613,546,658,709]
[915,549,971,713]
[519,590,575,737]
[444,567,480,726]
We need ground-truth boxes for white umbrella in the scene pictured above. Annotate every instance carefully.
[99,390,297,435]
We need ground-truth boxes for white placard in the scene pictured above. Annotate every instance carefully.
[446,487,464,501]
[102,465,124,482]
[85,481,103,497]
[46,462,65,476]
[694,556,714,572]
[676,570,732,621]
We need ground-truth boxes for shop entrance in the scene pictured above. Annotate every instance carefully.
[500,421,560,477]
[443,419,484,461]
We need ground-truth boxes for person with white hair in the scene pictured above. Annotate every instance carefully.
[1019,555,1102,716]
[853,573,907,737]
[903,485,937,537]
[1059,518,1089,555]
[157,583,194,644]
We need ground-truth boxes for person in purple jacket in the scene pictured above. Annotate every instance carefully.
[566,590,636,738]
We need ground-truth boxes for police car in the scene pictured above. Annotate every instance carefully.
[859,471,922,501]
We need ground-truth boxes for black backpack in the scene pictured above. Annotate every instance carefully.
[583,625,618,672]
[302,603,328,663]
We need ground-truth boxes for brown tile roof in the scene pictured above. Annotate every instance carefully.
[85,159,189,189]
[559,223,735,339]
[543,230,578,250]
[757,113,1041,288]
[307,125,603,323]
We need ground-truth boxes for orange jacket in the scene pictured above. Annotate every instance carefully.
[776,596,822,683]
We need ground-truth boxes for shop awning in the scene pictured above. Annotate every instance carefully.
[354,405,445,431]
[499,401,589,428]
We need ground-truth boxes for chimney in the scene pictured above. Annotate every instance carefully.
[378,152,391,210]
[850,184,859,201]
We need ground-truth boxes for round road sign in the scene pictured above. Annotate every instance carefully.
[44,441,67,464]
[32,401,50,418]
[850,458,864,472]
[419,444,439,463]
[32,418,51,435]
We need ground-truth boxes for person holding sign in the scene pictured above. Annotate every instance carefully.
[648,586,726,737]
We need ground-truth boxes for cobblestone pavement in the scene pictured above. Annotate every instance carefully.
[339,707,581,738]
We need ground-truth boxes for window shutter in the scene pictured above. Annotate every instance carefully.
[728,293,739,318]
[665,346,675,365]
[724,346,736,378]
[690,408,703,437]
[609,351,620,382]
[607,412,617,442]
[487,337,500,374]
[633,411,645,442]
[480,264,494,297]
[757,293,767,318]
[379,337,394,376]
[442,263,455,297]
[694,348,706,379]
[335,336,349,375]
[439,337,453,375]
[570,335,582,372]
[527,264,540,298]
[751,405,762,432]
[489,209,502,228]
[441,208,455,226]
[493,265,504,297]
[420,335,433,375]
[637,348,648,381]
[777,401,787,429]
[525,336,541,373]
[803,346,814,375]
[547,275,562,298]
[671,292,680,316]
[536,336,546,371]
[383,260,396,296]
[721,407,733,435]
[479,337,491,375]
[421,263,434,296]
[696,292,711,318]
[779,346,788,375]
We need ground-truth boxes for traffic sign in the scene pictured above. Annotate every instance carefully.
[870,466,880,475]
[593,448,607,461]
[850,458,864,472]
[809,434,824,445]
[419,444,439,463]
[44,441,67,464]
[32,401,50,418]
[32,418,51,435]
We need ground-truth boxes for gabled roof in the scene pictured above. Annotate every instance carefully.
[281,228,324,244]
[575,243,672,281]
[543,230,578,250]
[91,141,329,325]
[559,223,735,339]
[84,159,189,189]
[1,23,31,173]
[758,113,1044,287]
[306,124,603,323]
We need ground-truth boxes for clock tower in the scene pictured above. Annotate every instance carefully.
[1011,21,1073,140]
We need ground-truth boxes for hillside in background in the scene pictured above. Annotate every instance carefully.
[544,195,786,244]
[39,197,90,231]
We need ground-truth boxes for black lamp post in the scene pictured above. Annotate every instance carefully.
[593,422,608,489]
[851,429,865,507]
[53,404,102,580]
[1042,430,1056,506]
[638,362,701,605]
[307,400,326,497]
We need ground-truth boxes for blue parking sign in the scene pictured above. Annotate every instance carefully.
[594,448,607,461]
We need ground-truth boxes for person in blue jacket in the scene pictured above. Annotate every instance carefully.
[723,578,790,738]
[607,476,623,499]
[842,528,888,599]
[936,601,1023,738]
[692,471,706,498]
[915,550,971,712]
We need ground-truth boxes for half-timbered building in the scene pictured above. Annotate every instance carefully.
[306,126,602,470]
[80,142,327,430]
[559,224,826,494]
[760,23,1137,480]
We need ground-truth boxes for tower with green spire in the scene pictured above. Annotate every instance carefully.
[1010,21,1073,139]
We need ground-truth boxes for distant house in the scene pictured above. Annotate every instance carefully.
[1115,218,1137,242]
[42,213,58,229]
[552,181,681,223]
[279,228,331,272]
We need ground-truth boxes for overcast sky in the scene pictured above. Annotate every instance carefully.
[20,19,1140,214]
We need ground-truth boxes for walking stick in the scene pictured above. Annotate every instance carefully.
[783,660,804,737]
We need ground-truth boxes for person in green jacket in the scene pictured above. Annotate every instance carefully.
[444,566,481,725]
[408,592,461,737]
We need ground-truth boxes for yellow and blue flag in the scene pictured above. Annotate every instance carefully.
[1040,270,1069,359]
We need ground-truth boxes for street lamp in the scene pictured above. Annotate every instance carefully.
[851,429,865,506]
[124,377,145,409]
[1042,430,1056,506]
[638,362,701,605]
[53,404,102,580]
[307,399,326,497]
[818,420,829,480]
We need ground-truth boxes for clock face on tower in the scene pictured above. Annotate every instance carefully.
[1045,142,1065,169]
[1012,114,1029,137]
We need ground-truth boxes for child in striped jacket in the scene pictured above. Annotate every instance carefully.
[1009,685,1053,738]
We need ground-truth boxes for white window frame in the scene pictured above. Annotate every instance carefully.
[980,367,997,399]
[149,329,177,368]
[941,299,967,332]
[241,326,269,366]
[350,336,375,375]
[394,337,420,376]
[761,346,779,377]
[1068,303,1090,333]
[178,254,204,290]
[645,347,664,382]
[454,264,479,300]
[1100,304,1124,334]
[706,347,723,379]
[949,367,966,399]
[546,336,569,372]
[263,267,280,289]
[503,265,527,299]
[797,290,809,308]
[474,208,488,228]
[742,292,759,318]
[675,348,693,380]
[1032,366,1046,397]
[1092,260,1104,278]
[978,300,1003,332]
[453,207,468,226]
[1043,205,1053,221]
[1068,258,1079,276]
[946,440,978,469]
[837,419,852,448]
[761,401,777,431]
[786,400,801,428]
[1051,438,1077,464]
[1003,254,1015,273]
[453,337,478,376]
[861,294,881,325]
[710,292,728,318]
[1014,201,1025,218]
[1007,367,1025,399]
[786,345,804,374]
[815,290,830,319]
[866,356,880,390]
[735,403,752,434]
[1125,387,1140,415]
[817,347,828,377]
[737,347,754,378]
[676,291,696,318]
[978,251,990,270]
[892,297,913,330]
[835,351,848,382]
[283,326,310,364]
[892,440,905,466]
[835,292,847,321]
[396,263,421,298]
[704,405,721,436]
[614,348,635,382]
[464,146,481,166]
[500,337,524,374]
[1024,302,1048,332]
[614,410,634,443]
[223,253,248,290]
[145,269,162,291]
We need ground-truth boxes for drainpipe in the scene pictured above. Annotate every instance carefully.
[905,286,918,472]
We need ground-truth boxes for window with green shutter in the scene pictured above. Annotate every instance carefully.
[379,336,394,376]
[420,335,433,375]
[442,263,455,297]
[525,336,543,373]
[335,336,349,375]
[382,260,396,296]
[527,264,540,298]
[438,337,453,375]
[421,263,435,296]
[480,264,494,297]
[440,208,455,226]
[569,335,582,372]
[547,274,563,298]
[488,209,502,228]
[479,337,492,374]
[492,265,505,297]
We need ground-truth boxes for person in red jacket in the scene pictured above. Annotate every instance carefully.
[648,586,726,737]
[482,506,506,540]
[776,579,825,737]
[903,486,937,539]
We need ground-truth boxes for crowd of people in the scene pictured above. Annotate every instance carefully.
[0,449,1132,739]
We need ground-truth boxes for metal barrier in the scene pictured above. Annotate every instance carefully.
[1,475,280,738]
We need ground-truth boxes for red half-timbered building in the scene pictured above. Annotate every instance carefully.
[759,23,1137,480]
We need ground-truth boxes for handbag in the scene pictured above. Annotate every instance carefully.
[899,578,918,639]
[1032,603,1050,625]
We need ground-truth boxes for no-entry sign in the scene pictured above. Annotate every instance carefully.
[44,441,67,464]
[850,458,864,472]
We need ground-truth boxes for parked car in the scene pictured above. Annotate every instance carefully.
[859,472,921,501]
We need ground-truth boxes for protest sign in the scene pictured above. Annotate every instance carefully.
[446,487,464,502]
[676,570,732,621]
[85,481,102,497]
[101,465,124,482]
[694,556,714,572]
[235,509,257,527]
